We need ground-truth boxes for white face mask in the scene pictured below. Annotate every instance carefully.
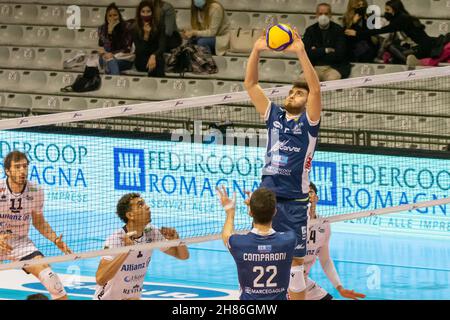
[194,0,206,8]
[318,14,330,28]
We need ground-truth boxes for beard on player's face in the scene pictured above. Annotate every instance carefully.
[284,100,306,115]
[7,170,28,187]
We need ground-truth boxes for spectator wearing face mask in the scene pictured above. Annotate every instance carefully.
[345,0,436,65]
[343,0,379,62]
[181,0,230,55]
[98,2,134,75]
[302,3,351,81]
[131,0,166,76]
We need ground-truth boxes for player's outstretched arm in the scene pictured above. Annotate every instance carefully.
[160,227,189,260]
[216,186,236,247]
[285,33,321,122]
[31,210,72,254]
[96,233,135,286]
[244,35,270,117]
[318,234,366,300]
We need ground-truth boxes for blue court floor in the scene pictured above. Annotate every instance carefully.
[0,231,449,300]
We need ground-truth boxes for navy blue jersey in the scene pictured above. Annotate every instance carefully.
[261,102,320,199]
[228,229,296,300]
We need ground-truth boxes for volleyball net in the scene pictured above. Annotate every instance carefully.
[0,66,449,270]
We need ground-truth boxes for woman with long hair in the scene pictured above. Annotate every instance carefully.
[345,0,436,63]
[152,0,182,51]
[342,0,379,62]
[131,0,166,76]
[182,0,230,55]
[97,2,134,75]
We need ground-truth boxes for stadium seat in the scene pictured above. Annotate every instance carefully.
[227,12,252,30]
[259,58,302,83]
[0,46,10,66]
[182,79,215,98]
[167,0,191,9]
[422,19,450,38]
[416,117,447,135]
[229,28,260,53]
[36,5,66,26]
[382,114,418,133]
[74,28,99,48]
[35,48,66,69]
[222,0,258,12]
[3,4,38,25]
[0,25,23,46]
[349,63,409,78]
[430,0,450,19]
[175,9,191,31]
[5,93,34,109]
[214,80,245,95]
[101,76,151,100]
[0,69,21,91]
[153,78,186,100]
[212,56,246,80]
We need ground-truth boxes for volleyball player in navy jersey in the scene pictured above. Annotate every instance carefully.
[217,187,296,300]
[244,31,322,299]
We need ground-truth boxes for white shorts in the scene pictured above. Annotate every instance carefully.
[0,236,42,262]
[305,278,333,300]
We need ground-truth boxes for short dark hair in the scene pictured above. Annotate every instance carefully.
[309,182,318,194]
[117,193,141,223]
[292,80,310,93]
[317,2,332,14]
[250,188,277,224]
[3,151,29,171]
[26,293,49,300]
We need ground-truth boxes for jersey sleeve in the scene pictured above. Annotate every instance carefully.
[226,234,236,251]
[264,102,283,128]
[301,112,321,138]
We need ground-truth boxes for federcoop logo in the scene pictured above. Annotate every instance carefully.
[310,161,338,206]
[114,148,146,191]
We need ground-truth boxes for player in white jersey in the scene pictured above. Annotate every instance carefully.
[304,182,366,300]
[94,193,189,300]
[0,151,72,300]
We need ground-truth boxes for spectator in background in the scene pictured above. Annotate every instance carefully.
[97,3,134,75]
[345,0,437,66]
[343,0,379,62]
[302,3,351,81]
[131,0,166,77]
[152,0,183,51]
[182,0,230,55]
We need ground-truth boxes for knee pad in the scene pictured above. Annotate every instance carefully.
[289,265,306,293]
[38,268,67,300]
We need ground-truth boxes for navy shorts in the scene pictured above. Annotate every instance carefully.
[272,199,308,258]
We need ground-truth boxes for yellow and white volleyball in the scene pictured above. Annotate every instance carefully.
[265,23,295,51]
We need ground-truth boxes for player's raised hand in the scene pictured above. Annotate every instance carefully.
[253,34,269,52]
[338,287,366,300]
[160,227,180,240]
[54,234,73,254]
[0,234,12,255]
[216,186,236,211]
[244,191,252,207]
[285,28,305,53]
